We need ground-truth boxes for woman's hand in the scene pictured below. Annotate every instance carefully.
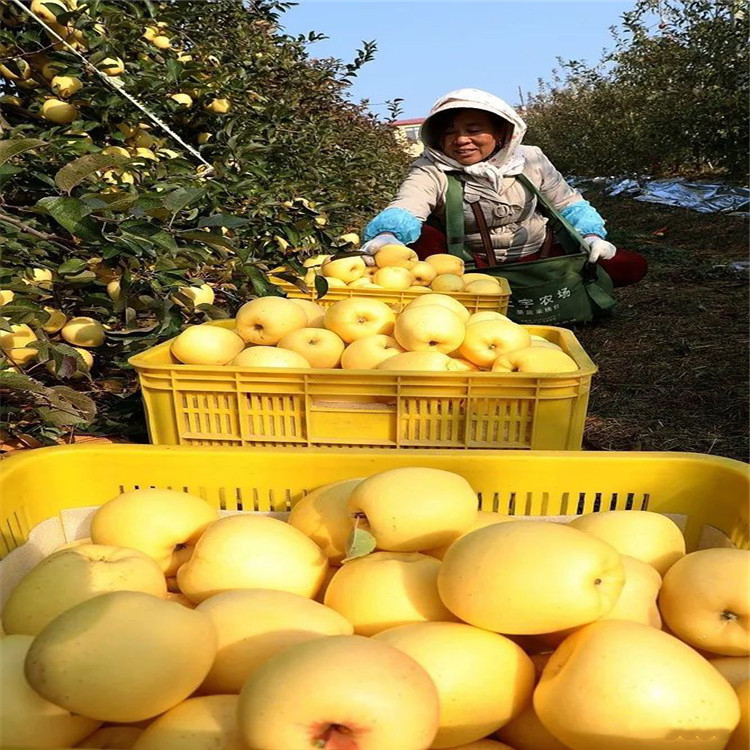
[584,236,617,263]
[360,233,405,266]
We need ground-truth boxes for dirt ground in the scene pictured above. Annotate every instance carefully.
[571,187,749,461]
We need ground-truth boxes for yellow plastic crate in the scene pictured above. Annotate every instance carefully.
[1,446,747,565]
[128,323,597,450]
[274,278,511,315]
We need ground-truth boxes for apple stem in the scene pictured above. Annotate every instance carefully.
[721,609,738,622]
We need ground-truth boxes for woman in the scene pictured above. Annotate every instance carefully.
[362,88,646,286]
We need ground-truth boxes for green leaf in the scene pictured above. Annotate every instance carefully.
[342,526,377,563]
[314,275,329,300]
[0,370,46,394]
[274,271,309,293]
[36,197,102,243]
[244,265,281,298]
[0,139,46,168]
[198,214,250,229]
[57,258,89,275]
[164,188,205,213]
[55,153,129,194]
[178,230,236,251]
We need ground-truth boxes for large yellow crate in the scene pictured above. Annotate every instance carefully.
[274,278,511,314]
[1,446,747,566]
[128,323,597,450]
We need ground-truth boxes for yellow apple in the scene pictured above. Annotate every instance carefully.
[438,521,625,634]
[0,634,101,748]
[288,298,326,327]
[50,74,82,98]
[171,324,245,365]
[0,322,36,353]
[61,316,106,347]
[375,244,418,268]
[534,620,742,750]
[374,265,414,290]
[130,147,159,162]
[151,34,172,49]
[378,350,454,371]
[235,296,308,345]
[464,279,505,295]
[426,253,465,276]
[177,514,328,603]
[410,261,438,286]
[459,319,531,368]
[374,622,535,747]
[29,0,69,24]
[448,741,515,749]
[568,509,686,576]
[323,297,396,342]
[468,311,511,324]
[277,327,345,368]
[0,289,14,305]
[324,552,457,635]
[493,346,578,374]
[322,255,366,283]
[339,334,402,370]
[231,345,311,368]
[495,700,571,750]
[659,548,750,656]
[710,657,750,688]
[424,510,515,559]
[403,292,471,322]
[408,284,432,293]
[102,145,131,158]
[26,266,53,283]
[348,277,380,289]
[128,695,243,750]
[46,345,93,378]
[431,273,465,292]
[41,97,78,124]
[173,283,214,307]
[302,253,332,269]
[348,467,477,552]
[463,273,501,286]
[237,634,439,749]
[394,304,466,353]
[90,487,219,574]
[2,544,167,636]
[288,478,362,563]
[77,725,143,748]
[99,56,125,75]
[530,334,562,350]
[204,97,230,113]
[605,553,662,627]
[727,679,749,750]
[25,591,218,723]
[448,356,480,372]
[196,589,353,693]
[169,92,193,108]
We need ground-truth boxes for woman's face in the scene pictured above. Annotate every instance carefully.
[440,110,504,165]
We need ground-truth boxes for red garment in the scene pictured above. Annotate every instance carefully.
[408,224,647,288]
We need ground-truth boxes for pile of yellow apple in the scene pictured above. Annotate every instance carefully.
[170,292,578,374]
[277,246,506,296]
[1,467,747,749]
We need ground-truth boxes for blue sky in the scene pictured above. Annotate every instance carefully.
[279,1,637,120]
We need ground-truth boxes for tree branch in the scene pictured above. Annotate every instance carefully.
[0,210,76,252]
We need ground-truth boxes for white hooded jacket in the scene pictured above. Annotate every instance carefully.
[387,89,586,260]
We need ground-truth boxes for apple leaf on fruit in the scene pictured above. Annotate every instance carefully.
[342,527,376,563]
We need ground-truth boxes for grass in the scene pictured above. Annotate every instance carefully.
[571,186,749,461]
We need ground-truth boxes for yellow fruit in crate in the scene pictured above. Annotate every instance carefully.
[173,283,214,307]
[171,324,245,365]
[410,261,438,286]
[204,97,231,113]
[431,273,464,292]
[288,298,326,327]
[373,265,413,290]
[277,327,345,368]
[727,680,749,750]
[449,742,514,750]
[394,304,466,354]
[568,509,686,576]
[323,297,396,342]
[426,253,465,276]
[424,510,515,559]
[447,356,479,372]
[407,284,431,293]
[467,311,507,325]
[463,272,501,285]
[0,634,101,748]
[25,591,217,723]
[378,350,453,371]
[288,478,363,563]
[604,553,662,627]
[438,521,625,634]
[2,545,167,636]
[324,552,457,635]
[403,292,471,322]
[530,335,562,350]
[492,346,578,373]
[534,620,742,750]
[177,514,328,604]
[659,548,750,656]
[495,700,571,750]
[127,695,243,750]
[235,296,307,345]
[61,316,105,347]
[77,725,144,748]
[90,487,219,574]
[42,97,78,124]
[374,622,535,747]
[459,318,531,368]
[375,244,418,268]
[348,467,477,552]
[323,276,346,288]
[169,92,193,108]
[464,279,504,295]
[710,657,750,687]
[0,290,14,305]
[341,333,403,370]
[237,635,440,750]
[196,589,353,693]
[322,255,366,284]
[348,277,380,289]
[231,345,310,368]
[302,253,331,268]
[50,74,82,98]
